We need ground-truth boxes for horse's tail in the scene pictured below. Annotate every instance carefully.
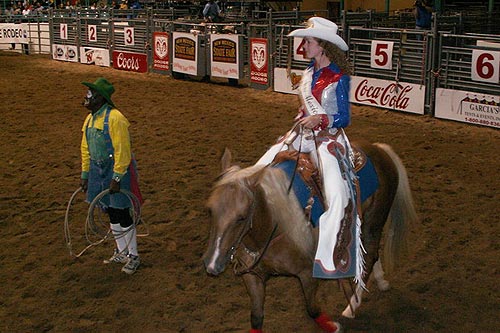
[375,143,419,272]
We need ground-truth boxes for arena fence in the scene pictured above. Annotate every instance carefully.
[1,9,498,129]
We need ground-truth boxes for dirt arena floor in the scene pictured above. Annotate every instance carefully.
[0,52,498,333]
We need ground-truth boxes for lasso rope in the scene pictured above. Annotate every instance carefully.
[64,188,149,258]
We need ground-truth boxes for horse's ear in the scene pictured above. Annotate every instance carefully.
[246,166,267,189]
[221,148,232,172]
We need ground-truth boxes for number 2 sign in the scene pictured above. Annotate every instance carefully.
[471,50,500,83]
[371,40,394,70]
[87,25,97,42]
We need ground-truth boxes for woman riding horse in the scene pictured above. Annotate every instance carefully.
[256,17,364,286]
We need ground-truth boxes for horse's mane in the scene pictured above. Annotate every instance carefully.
[215,164,315,258]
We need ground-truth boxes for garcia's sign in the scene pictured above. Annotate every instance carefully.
[350,76,425,114]
[435,88,500,128]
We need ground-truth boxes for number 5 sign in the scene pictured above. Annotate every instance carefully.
[371,40,394,70]
[471,50,500,83]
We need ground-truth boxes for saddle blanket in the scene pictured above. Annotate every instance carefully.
[274,156,379,228]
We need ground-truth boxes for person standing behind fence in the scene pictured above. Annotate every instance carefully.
[80,78,143,275]
[203,0,222,22]
[414,0,433,30]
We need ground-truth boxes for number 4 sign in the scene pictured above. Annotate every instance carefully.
[293,37,306,61]
[471,50,500,83]
[371,40,394,70]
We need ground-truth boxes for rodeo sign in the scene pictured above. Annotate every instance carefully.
[0,23,29,44]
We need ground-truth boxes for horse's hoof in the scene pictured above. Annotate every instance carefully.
[341,308,355,318]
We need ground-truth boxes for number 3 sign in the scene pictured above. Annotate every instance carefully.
[124,27,135,46]
[471,50,500,83]
[371,40,394,70]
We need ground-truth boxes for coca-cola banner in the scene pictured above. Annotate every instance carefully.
[52,44,78,62]
[80,47,110,67]
[350,76,425,114]
[250,38,268,85]
[210,34,240,79]
[435,88,500,129]
[153,32,169,72]
[112,50,148,73]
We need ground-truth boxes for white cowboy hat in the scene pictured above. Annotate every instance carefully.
[288,17,348,51]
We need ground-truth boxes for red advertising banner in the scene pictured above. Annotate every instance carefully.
[112,50,148,73]
[250,38,268,85]
[153,32,169,71]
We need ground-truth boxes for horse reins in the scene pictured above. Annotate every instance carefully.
[227,194,257,263]
[234,222,279,276]
[225,185,279,276]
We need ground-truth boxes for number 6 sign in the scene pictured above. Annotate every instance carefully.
[371,40,394,70]
[471,50,500,83]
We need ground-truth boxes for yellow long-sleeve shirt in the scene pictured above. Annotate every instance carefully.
[81,105,131,180]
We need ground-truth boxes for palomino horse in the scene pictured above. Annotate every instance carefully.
[203,142,418,332]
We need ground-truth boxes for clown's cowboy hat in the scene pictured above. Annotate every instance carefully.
[82,77,115,106]
[288,17,348,51]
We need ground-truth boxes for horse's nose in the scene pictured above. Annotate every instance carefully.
[205,265,221,276]
[203,256,225,276]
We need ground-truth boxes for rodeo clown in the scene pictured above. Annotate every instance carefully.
[80,77,143,275]
[256,17,365,288]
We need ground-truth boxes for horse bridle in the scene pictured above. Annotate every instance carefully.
[224,181,278,275]
[226,192,257,264]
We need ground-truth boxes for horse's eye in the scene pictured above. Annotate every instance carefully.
[236,216,246,224]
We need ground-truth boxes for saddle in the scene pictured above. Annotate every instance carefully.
[272,145,368,218]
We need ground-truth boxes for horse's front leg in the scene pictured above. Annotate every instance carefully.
[298,271,342,333]
[241,273,266,333]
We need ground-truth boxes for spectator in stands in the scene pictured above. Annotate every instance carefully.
[80,78,143,275]
[22,4,32,15]
[130,0,140,9]
[203,0,222,22]
[414,0,433,30]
